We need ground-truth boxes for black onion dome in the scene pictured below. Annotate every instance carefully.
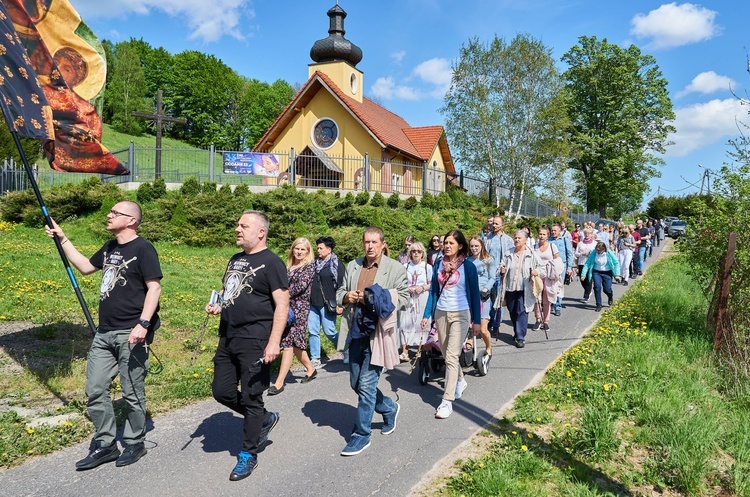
[310,4,363,66]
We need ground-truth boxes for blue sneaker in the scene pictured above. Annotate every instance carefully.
[229,451,258,481]
[258,411,279,447]
[382,402,400,435]
[341,435,371,456]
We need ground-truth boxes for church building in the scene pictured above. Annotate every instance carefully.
[253,4,455,195]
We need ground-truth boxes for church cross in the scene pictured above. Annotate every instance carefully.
[131,89,187,178]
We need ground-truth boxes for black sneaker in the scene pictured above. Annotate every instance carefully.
[115,442,146,467]
[541,323,549,331]
[623,280,628,286]
[595,306,602,312]
[607,296,613,306]
[532,322,541,331]
[258,412,279,447]
[76,440,120,470]
[515,339,525,348]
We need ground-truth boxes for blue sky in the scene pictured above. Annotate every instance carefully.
[73,0,750,205]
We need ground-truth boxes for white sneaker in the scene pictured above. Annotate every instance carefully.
[454,378,468,400]
[311,359,321,368]
[435,400,453,419]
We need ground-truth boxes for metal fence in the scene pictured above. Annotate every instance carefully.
[2,145,597,223]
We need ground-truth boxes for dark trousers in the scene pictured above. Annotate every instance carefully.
[592,270,614,307]
[578,264,593,297]
[212,336,271,453]
[505,290,528,341]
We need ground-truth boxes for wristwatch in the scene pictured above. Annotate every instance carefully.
[138,319,151,329]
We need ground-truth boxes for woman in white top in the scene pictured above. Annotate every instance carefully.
[533,226,561,331]
[615,226,636,285]
[574,227,597,302]
[401,242,432,360]
[468,236,495,364]
[421,230,481,420]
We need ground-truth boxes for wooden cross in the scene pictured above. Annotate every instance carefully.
[131,89,187,178]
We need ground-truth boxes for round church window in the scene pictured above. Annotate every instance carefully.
[313,118,338,149]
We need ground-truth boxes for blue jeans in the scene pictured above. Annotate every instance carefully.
[348,337,396,439]
[638,246,647,272]
[308,305,339,359]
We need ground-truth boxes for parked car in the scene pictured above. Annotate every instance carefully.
[664,216,678,228]
[594,219,618,229]
[668,220,686,238]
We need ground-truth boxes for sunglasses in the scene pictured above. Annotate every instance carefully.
[109,209,134,218]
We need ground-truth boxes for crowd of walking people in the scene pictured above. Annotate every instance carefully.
[49,202,666,481]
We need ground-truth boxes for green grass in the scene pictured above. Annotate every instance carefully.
[437,256,750,496]
[0,217,338,467]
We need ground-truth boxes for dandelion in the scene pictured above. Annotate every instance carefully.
[604,384,610,391]
[521,445,528,451]
[26,427,34,434]
[567,393,572,397]
[536,417,541,422]
[566,371,572,377]
[27,449,33,454]
[479,462,484,468]
[564,423,571,427]
[193,373,200,378]
[511,430,517,435]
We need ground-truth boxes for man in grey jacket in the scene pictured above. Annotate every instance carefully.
[336,226,409,456]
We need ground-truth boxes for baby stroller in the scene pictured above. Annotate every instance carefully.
[459,330,490,377]
[414,326,444,385]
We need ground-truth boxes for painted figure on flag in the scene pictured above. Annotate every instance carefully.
[2,0,128,174]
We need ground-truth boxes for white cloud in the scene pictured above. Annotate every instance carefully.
[370,57,452,101]
[630,3,719,49]
[370,77,421,101]
[72,0,253,43]
[391,50,406,65]
[412,58,452,98]
[666,98,746,156]
[676,71,737,98]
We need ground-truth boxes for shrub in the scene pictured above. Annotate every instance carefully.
[355,192,370,205]
[338,192,354,208]
[180,177,201,197]
[387,193,400,208]
[152,177,167,199]
[421,191,436,209]
[136,182,154,204]
[370,192,386,207]
[404,196,418,210]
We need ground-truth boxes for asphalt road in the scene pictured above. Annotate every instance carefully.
[0,242,666,497]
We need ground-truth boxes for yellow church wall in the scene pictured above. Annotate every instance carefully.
[308,61,363,103]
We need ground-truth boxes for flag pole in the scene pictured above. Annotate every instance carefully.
[9,130,98,334]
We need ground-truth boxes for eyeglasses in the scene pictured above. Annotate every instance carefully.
[109,209,134,218]
[411,249,424,253]
[431,238,439,242]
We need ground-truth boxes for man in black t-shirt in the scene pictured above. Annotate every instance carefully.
[205,210,289,481]
[635,219,650,275]
[47,201,162,470]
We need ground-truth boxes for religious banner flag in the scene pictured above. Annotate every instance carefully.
[0,2,54,147]
[1,0,128,175]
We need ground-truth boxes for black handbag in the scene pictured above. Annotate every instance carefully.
[316,272,338,313]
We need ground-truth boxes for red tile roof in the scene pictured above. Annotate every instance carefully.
[254,71,453,171]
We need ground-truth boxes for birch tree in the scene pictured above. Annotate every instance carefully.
[441,34,569,217]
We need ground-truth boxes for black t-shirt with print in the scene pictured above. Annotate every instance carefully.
[89,236,162,332]
[219,248,289,339]
[637,227,650,248]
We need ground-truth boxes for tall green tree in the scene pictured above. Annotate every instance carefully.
[562,36,675,217]
[441,34,570,217]
[106,41,151,135]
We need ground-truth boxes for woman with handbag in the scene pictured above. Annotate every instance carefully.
[533,226,562,332]
[580,242,621,312]
[269,238,317,395]
[468,236,495,367]
[308,236,344,368]
[421,230,481,419]
[401,242,432,361]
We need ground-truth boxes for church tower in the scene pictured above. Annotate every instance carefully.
[309,4,363,103]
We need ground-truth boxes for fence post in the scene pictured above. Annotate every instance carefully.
[364,153,370,191]
[128,141,135,181]
[209,143,215,182]
[289,147,295,184]
[714,232,737,351]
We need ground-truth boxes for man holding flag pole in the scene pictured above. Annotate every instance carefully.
[1,0,158,470]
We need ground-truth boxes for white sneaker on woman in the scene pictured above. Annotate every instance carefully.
[454,378,468,399]
[435,400,453,419]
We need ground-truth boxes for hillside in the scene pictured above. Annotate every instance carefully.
[101,123,198,152]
